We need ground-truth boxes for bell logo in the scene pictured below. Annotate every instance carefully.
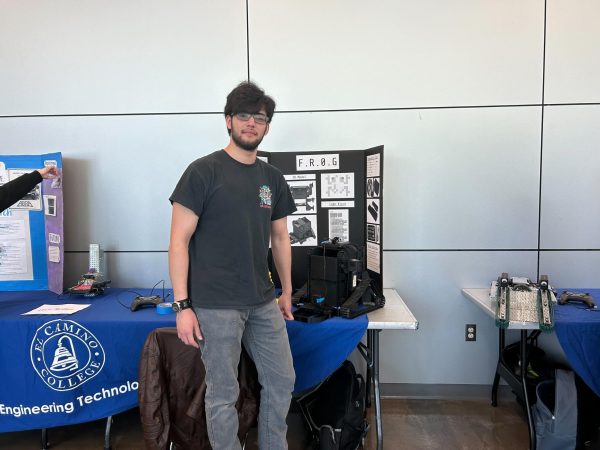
[30,319,106,392]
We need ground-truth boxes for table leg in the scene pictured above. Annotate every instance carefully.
[41,428,48,450]
[104,415,113,450]
[520,330,535,450]
[368,329,383,450]
[366,331,373,408]
[491,327,505,407]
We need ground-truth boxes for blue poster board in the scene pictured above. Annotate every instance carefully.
[0,152,63,293]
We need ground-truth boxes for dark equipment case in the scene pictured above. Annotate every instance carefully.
[293,240,384,321]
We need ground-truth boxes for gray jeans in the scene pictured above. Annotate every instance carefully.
[195,300,295,450]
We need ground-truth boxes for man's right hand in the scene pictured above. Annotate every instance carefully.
[176,309,203,348]
[37,166,58,179]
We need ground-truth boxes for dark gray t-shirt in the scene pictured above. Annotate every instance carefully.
[170,150,296,308]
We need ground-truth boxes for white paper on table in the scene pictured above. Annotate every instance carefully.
[22,304,91,315]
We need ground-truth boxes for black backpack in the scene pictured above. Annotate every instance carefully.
[297,360,369,450]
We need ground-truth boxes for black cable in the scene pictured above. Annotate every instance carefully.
[149,280,165,299]
[115,290,145,310]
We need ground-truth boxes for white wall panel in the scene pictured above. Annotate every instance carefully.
[545,0,600,103]
[267,107,541,249]
[540,251,600,288]
[380,250,537,384]
[540,106,600,248]
[249,0,544,110]
[0,114,228,250]
[0,1,247,115]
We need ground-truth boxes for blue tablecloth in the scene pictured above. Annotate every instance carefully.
[288,315,367,393]
[0,289,366,432]
[554,288,600,397]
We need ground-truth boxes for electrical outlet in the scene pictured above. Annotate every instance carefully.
[465,324,476,341]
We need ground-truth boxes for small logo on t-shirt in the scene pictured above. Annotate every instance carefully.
[259,185,272,209]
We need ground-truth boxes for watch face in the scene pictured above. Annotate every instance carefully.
[172,303,180,312]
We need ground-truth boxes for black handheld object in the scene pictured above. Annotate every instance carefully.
[558,291,596,308]
[130,295,162,312]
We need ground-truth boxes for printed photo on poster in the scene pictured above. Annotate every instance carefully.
[366,177,381,198]
[366,198,380,224]
[7,169,42,210]
[366,153,380,178]
[328,209,349,242]
[44,195,57,217]
[366,242,381,274]
[321,172,355,199]
[367,224,380,244]
[288,215,317,247]
[286,180,316,214]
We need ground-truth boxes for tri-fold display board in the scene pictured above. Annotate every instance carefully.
[0,152,63,293]
[261,146,384,293]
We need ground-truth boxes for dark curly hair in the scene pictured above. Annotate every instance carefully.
[224,81,276,134]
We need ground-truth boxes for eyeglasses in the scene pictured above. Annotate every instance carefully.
[234,112,269,124]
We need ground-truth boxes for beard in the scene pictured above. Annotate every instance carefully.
[230,123,266,152]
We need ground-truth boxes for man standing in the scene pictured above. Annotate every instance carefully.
[169,81,296,449]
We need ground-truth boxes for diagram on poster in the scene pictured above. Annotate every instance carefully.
[367,224,380,244]
[366,177,381,198]
[321,172,354,199]
[286,177,316,214]
[367,242,381,274]
[7,170,42,210]
[288,215,317,246]
[366,154,380,178]
[328,209,349,242]
[366,198,380,224]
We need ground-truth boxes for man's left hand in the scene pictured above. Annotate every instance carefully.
[278,292,294,321]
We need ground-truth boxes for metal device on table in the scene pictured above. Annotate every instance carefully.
[68,244,111,296]
[489,273,556,331]
[292,237,385,322]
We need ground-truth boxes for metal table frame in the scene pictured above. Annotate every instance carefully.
[463,288,539,450]
[361,289,419,450]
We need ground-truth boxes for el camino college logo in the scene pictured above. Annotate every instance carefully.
[30,319,106,392]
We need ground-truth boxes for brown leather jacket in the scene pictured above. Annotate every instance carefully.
[138,328,260,449]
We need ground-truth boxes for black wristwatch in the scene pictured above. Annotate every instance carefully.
[172,298,193,313]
